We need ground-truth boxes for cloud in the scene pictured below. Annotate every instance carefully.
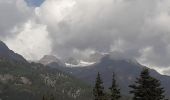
[34,0,170,69]
[5,20,51,60]
[0,0,32,38]
[0,0,51,60]
[25,0,45,7]
[1,0,170,74]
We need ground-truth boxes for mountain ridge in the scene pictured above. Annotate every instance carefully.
[0,41,92,100]
[1,40,170,99]
[47,54,170,98]
[0,40,27,63]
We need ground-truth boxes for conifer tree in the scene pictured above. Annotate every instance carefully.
[42,95,46,100]
[129,68,167,100]
[42,94,55,100]
[93,72,107,100]
[49,94,55,100]
[109,72,121,100]
[42,95,48,100]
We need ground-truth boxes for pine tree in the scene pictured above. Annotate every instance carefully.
[49,94,55,100]
[42,94,55,100]
[109,72,121,100]
[93,72,107,100]
[129,68,167,100]
[42,95,46,100]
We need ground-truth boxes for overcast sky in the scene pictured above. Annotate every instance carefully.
[1,0,170,75]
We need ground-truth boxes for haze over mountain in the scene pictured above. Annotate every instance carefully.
[47,54,170,99]
[0,40,92,100]
[39,55,65,66]
[0,37,170,99]
[1,0,170,100]
[1,0,170,75]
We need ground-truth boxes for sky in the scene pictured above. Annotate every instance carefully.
[1,0,170,75]
[25,0,44,6]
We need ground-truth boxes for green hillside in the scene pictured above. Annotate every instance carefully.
[0,59,92,100]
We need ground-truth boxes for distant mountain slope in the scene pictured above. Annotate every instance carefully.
[0,59,92,100]
[39,55,65,67]
[48,55,170,99]
[0,41,92,100]
[0,40,27,63]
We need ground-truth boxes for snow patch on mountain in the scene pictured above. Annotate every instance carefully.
[65,60,96,67]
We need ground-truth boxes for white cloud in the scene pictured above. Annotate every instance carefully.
[1,0,170,75]
[0,0,32,38]
[5,20,51,60]
[35,0,170,71]
[0,0,51,61]
[35,0,76,25]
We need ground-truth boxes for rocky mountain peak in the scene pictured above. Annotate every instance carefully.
[39,55,65,66]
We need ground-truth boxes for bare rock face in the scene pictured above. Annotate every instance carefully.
[0,74,14,83]
[65,57,80,65]
[39,55,65,66]
[20,77,32,85]
[87,52,104,62]
[0,74,32,85]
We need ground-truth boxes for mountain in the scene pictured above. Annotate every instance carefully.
[48,54,170,99]
[0,41,92,100]
[0,59,92,100]
[39,55,96,68]
[86,52,104,62]
[64,57,95,67]
[1,39,169,99]
[0,41,27,63]
[65,57,80,65]
[39,55,65,67]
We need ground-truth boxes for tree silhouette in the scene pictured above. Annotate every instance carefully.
[109,72,121,100]
[93,72,107,100]
[129,68,168,100]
